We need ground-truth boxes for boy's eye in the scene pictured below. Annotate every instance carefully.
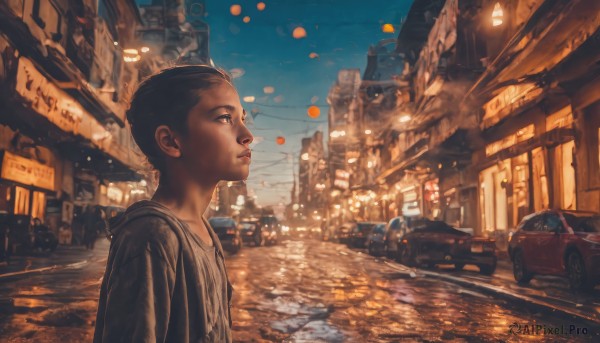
[217,114,233,124]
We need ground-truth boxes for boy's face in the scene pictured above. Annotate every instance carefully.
[178,81,253,183]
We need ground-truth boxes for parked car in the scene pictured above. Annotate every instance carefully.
[238,218,262,246]
[258,215,280,246]
[367,223,387,256]
[208,217,242,254]
[350,222,380,248]
[336,223,353,244]
[384,216,428,258]
[508,209,600,291]
[398,220,497,275]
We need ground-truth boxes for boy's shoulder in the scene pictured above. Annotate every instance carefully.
[110,212,184,268]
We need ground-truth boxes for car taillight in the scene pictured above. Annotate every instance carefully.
[227,229,235,234]
[401,239,408,244]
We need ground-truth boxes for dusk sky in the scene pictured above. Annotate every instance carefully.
[204,0,413,206]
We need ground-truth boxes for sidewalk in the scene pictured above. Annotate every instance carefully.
[0,237,110,279]
[383,257,600,327]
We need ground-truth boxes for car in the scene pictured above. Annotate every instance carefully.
[349,222,380,248]
[398,220,497,275]
[367,223,387,256]
[238,219,262,246]
[208,217,242,254]
[508,209,600,291]
[258,215,280,245]
[383,216,428,258]
[336,223,353,244]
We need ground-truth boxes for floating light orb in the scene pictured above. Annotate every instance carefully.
[243,96,255,103]
[309,52,319,59]
[230,4,242,16]
[243,16,251,23]
[307,105,320,118]
[257,2,266,11]
[292,26,307,39]
[263,86,275,94]
[382,23,395,33]
[276,136,286,145]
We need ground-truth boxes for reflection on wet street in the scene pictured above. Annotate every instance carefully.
[1,238,598,342]
[227,239,598,342]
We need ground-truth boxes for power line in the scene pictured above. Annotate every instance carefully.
[254,112,327,123]
[251,103,329,109]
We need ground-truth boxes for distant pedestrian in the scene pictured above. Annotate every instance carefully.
[94,65,253,342]
[82,206,98,250]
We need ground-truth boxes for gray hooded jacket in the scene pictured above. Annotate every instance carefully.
[93,200,233,343]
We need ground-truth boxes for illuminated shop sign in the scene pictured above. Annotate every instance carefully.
[0,151,55,191]
[485,124,535,157]
[15,57,112,148]
[482,83,543,129]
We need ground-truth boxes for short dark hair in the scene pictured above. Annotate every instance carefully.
[126,65,232,173]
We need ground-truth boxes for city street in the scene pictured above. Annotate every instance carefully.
[1,237,599,342]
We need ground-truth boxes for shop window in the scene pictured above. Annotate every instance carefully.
[0,184,10,214]
[31,191,46,221]
[556,141,576,210]
[512,153,529,224]
[480,160,510,234]
[532,148,550,211]
[14,186,30,215]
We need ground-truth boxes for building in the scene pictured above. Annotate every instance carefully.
[298,131,327,221]
[326,69,361,224]
[466,0,600,250]
[350,0,599,253]
[0,0,150,243]
[0,0,214,246]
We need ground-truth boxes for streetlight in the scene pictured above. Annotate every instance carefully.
[492,2,504,27]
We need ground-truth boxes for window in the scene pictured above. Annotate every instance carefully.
[543,214,563,233]
[14,186,30,215]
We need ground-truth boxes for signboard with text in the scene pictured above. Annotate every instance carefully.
[0,151,55,191]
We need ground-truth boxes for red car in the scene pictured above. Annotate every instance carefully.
[508,210,600,291]
[399,220,497,275]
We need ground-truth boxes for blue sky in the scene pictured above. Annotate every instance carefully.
[204,0,412,206]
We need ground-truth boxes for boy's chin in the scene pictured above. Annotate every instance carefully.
[223,172,249,182]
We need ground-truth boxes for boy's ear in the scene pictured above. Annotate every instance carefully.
[155,125,182,158]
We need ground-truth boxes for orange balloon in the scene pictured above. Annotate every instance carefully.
[257,2,266,11]
[276,136,286,145]
[307,105,320,118]
[230,4,242,16]
[292,26,307,39]
[382,23,395,33]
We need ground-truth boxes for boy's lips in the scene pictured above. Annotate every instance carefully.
[238,150,252,159]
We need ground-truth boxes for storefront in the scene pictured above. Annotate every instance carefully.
[0,150,55,220]
[478,106,577,250]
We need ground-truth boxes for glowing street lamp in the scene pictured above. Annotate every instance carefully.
[492,2,504,27]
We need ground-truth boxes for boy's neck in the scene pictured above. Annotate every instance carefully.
[152,177,216,223]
